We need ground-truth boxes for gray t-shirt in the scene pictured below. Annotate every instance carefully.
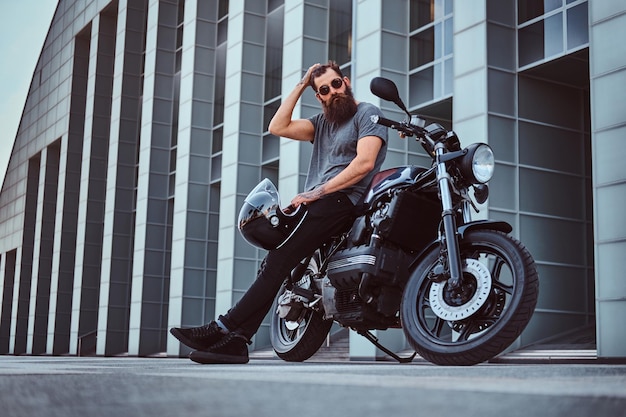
[306,102,388,204]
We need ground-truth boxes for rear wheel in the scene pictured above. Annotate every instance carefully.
[401,230,539,365]
[270,252,332,362]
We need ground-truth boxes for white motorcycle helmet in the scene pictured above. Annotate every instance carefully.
[238,179,308,250]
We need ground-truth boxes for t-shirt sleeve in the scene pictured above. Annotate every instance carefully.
[307,113,323,143]
[356,104,388,144]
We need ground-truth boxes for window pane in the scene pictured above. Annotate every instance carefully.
[212,127,223,154]
[434,0,444,20]
[410,27,434,69]
[262,134,279,162]
[217,19,228,44]
[329,0,352,66]
[488,69,515,116]
[210,154,222,181]
[518,0,544,23]
[518,0,563,23]
[544,0,563,14]
[268,0,284,13]
[218,0,228,19]
[410,66,434,106]
[488,23,515,70]
[519,20,544,67]
[264,7,284,100]
[410,0,434,31]
[434,23,442,60]
[444,58,453,95]
[263,99,280,133]
[213,44,226,125]
[444,18,453,55]
[488,115,516,163]
[434,62,442,98]
[567,3,589,49]
[544,12,563,58]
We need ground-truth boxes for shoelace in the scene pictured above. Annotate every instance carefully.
[210,332,251,349]
[191,323,217,338]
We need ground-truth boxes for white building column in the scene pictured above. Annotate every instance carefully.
[25,148,48,353]
[8,247,23,354]
[452,0,488,149]
[46,134,69,353]
[128,0,160,355]
[166,0,198,355]
[97,0,130,356]
[589,0,626,359]
[69,15,99,355]
[214,0,246,321]
[348,0,389,360]
[277,1,308,201]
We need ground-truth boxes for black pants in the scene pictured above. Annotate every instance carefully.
[220,192,355,340]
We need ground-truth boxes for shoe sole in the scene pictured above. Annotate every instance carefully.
[189,350,249,365]
[169,328,211,351]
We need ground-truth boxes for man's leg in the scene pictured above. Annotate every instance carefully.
[220,192,355,339]
[172,192,354,360]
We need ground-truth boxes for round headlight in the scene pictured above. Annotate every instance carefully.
[460,143,494,184]
[472,144,494,183]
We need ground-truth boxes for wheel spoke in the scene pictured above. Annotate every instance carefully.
[487,256,513,294]
[490,256,504,278]
[493,279,513,294]
[432,317,446,337]
[458,321,477,341]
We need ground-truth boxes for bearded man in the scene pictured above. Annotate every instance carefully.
[170,61,388,364]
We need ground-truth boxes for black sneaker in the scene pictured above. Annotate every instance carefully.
[169,321,225,351]
[188,332,250,364]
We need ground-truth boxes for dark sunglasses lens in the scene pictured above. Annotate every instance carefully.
[317,78,343,95]
[331,78,343,89]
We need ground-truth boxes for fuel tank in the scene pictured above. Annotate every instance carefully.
[363,166,426,204]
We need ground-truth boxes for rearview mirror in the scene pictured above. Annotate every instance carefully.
[370,77,400,103]
[370,77,410,118]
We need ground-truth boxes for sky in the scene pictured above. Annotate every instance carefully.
[0,0,58,186]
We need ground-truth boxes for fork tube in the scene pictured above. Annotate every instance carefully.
[435,145,463,288]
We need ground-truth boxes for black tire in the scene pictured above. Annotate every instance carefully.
[401,229,539,366]
[270,253,332,362]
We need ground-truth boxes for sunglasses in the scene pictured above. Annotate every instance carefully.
[317,78,344,96]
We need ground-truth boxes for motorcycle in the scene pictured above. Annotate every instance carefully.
[243,77,539,366]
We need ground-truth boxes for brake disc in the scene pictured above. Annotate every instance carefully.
[428,258,492,321]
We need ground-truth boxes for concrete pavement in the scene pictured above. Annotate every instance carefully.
[0,356,625,417]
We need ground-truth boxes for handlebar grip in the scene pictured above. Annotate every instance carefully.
[371,115,414,136]
[371,115,395,127]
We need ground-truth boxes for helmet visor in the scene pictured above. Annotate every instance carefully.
[238,178,280,229]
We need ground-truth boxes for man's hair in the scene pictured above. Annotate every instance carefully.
[309,60,344,91]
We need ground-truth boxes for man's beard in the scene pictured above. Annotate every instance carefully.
[322,88,358,125]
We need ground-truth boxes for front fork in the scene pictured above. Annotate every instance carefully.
[435,144,463,289]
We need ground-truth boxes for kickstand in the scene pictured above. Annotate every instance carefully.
[356,329,417,364]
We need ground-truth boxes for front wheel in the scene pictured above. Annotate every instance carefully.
[270,252,332,362]
[401,230,539,366]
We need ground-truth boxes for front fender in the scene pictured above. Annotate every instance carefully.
[457,219,512,238]
[408,220,512,269]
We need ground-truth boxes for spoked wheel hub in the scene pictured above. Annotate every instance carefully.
[428,258,492,321]
[451,288,506,333]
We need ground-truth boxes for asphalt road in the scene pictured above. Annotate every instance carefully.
[1,356,625,417]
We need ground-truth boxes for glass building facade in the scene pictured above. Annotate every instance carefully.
[0,0,624,360]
